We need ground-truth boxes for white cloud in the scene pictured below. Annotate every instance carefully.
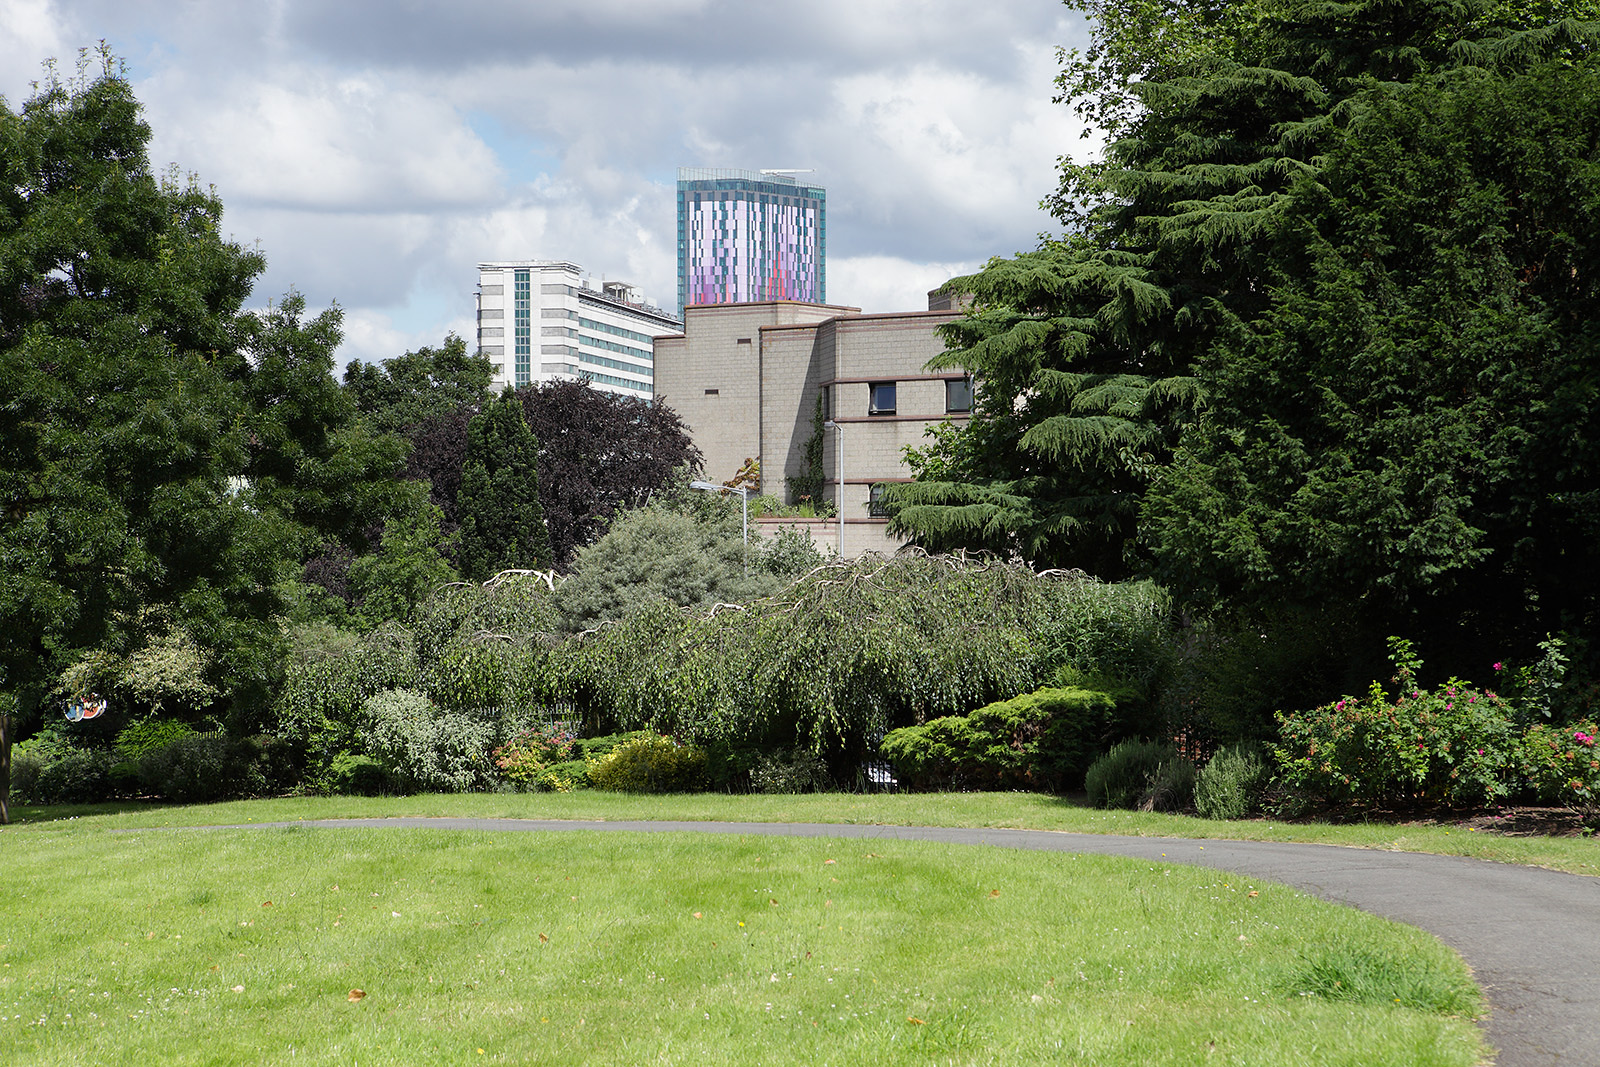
[338,305,476,371]
[143,67,503,212]
[0,0,66,103]
[6,0,1093,369]
[828,255,979,316]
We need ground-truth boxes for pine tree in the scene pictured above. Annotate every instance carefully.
[456,391,551,581]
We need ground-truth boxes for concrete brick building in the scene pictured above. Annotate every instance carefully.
[654,295,969,556]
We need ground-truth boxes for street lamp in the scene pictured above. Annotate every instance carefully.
[823,419,844,557]
[689,479,750,575]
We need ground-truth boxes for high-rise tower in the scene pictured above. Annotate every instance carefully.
[476,260,680,400]
[676,168,825,314]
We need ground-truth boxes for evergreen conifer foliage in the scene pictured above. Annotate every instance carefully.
[456,391,551,580]
[1143,52,1600,649]
[885,0,1598,577]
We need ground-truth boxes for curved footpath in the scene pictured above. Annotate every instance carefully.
[216,818,1600,1067]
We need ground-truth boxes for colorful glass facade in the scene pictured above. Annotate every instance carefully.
[677,168,825,313]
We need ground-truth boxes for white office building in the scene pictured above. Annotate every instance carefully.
[476,261,682,399]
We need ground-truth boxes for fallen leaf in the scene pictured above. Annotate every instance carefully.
[692,912,702,919]
[1247,891,1259,898]
[538,933,549,943]
[907,1016,925,1025]
[347,989,366,1002]
[769,898,778,906]
[261,901,272,908]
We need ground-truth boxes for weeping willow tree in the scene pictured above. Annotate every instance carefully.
[885,0,1600,577]
[270,555,1178,778]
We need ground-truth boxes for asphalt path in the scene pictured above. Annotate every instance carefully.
[212,818,1600,1066]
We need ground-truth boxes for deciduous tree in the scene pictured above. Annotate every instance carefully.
[343,334,493,437]
[0,54,278,820]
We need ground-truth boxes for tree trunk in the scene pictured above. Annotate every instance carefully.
[0,706,11,825]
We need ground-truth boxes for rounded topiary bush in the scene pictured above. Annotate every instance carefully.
[1195,743,1269,821]
[588,734,708,793]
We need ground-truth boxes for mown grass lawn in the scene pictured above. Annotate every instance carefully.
[0,819,1484,1066]
[13,789,1599,875]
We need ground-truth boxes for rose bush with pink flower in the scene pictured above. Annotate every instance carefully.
[1274,639,1517,809]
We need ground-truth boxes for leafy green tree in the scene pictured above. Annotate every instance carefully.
[238,293,415,557]
[347,503,460,628]
[456,390,551,580]
[0,54,283,820]
[343,333,493,437]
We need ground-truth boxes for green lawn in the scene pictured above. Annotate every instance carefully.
[10,789,1598,875]
[0,821,1484,1066]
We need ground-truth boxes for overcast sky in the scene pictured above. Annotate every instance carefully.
[2,0,1095,367]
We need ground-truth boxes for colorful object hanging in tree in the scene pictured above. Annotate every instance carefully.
[64,694,108,722]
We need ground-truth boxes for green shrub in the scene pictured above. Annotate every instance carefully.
[1520,720,1600,823]
[322,752,395,796]
[1084,740,1178,810]
[114,718,196,761]
[540,759,592,790]
[750,748,831,794]
[881,687,1121,793]
[1274,639,1516,810]
[9,750,46,803]
[1144,754,1197,812]
[361,689,497,794]
[1035,580,1175,697]
[32,749,118,805]
[137,734,266,803]
[1195,743,1270,820]
[587,734,708,793]
[573,732,650,761]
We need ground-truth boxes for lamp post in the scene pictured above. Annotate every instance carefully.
[823,419,844,558]
[689,479,750,575]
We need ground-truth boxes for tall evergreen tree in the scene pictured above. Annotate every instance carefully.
[885,0,1598,580]
[1142,51,1600,670]
[456,391,551,580]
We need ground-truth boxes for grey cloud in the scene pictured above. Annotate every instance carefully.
[281,0,1076,81]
